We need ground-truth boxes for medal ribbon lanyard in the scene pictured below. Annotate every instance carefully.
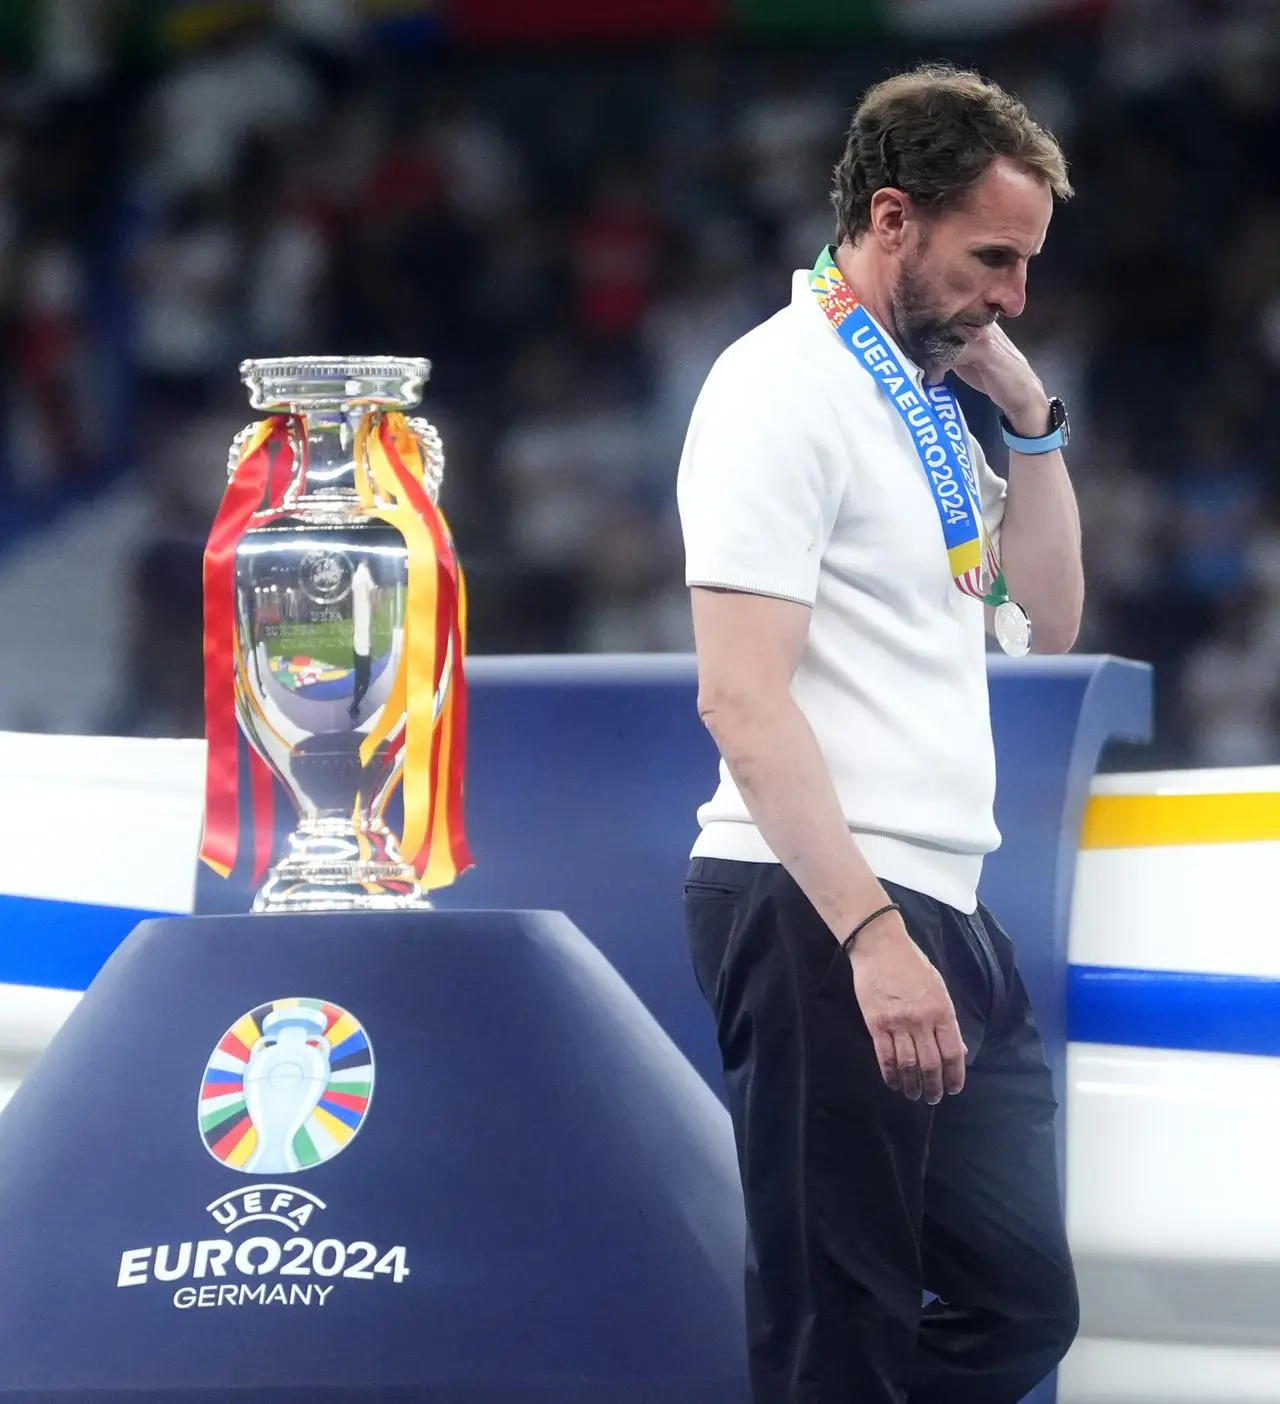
[809,247,1014,608]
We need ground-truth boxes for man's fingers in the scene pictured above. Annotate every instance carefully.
[917,1030,945,1106]
[872,1028,901,1092]
[935,1018,967,1097]
[892,1029,921,1101]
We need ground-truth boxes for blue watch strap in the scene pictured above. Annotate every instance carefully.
[1000,412,1066,455]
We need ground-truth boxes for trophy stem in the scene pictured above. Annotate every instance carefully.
[251,817,433,915]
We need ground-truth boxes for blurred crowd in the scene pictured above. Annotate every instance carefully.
[1,0,1279,767]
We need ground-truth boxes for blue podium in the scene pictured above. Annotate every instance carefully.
[0,910,746,1402]
[0,653,1150,1402]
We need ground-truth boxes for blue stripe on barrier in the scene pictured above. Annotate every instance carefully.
[0,894,166,992]
[1069,964,1280,1058]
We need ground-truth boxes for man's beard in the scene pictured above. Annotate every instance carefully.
[890,256,987,373]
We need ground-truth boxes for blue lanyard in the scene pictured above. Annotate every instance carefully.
[809,248,1003,603]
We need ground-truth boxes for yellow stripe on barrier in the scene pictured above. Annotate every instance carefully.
[1080,792,1280,849]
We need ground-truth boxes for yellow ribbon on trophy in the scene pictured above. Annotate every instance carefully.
[351,411,472,888]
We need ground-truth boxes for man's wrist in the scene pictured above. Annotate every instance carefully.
[1002,392,1051,439]
[842,901,904,955]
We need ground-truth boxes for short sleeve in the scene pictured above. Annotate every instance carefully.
[676,347,848,607]
[971,432,1008,550]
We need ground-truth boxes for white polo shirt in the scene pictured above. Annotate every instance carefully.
[677,268,1008,913]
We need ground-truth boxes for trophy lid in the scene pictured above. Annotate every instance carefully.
[239,356,431,411]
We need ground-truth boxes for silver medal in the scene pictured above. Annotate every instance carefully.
[994,600,1032,657]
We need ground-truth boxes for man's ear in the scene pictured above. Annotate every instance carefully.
[867,187,913,253]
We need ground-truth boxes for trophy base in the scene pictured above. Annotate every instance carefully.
[252,867,434,914]
[252,823,433,914]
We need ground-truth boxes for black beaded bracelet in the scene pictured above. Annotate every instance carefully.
[840,902,902,955]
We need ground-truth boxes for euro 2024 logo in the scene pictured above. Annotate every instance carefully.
[199,998,373,1173]
[116,998,410,1311]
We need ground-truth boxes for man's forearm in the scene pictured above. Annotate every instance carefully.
[701,694,891,940]
[996,394,1084,653]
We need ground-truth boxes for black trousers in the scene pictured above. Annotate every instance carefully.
[684,858,1079,1404]
[351,650,372,711]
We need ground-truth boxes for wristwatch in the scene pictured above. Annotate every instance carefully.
[999,396,1069,455]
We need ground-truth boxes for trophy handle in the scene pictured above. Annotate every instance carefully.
[405,416,445,505]
[226,422,262,481]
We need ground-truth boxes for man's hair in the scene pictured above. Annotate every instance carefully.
[831,63,1073,244]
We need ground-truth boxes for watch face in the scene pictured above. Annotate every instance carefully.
[1049,397,1070,446]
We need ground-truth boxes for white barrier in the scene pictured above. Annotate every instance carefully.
[1,732,1277,1403]
[1060,767,1280,1402]
[0,730,203,1112]
[0,982,80,1116]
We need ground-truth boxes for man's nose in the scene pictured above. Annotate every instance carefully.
[994,266,1028,320]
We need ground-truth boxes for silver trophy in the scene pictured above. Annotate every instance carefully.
[230,356,452,914]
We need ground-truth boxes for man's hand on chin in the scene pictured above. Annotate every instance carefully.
[950,323,1049,436]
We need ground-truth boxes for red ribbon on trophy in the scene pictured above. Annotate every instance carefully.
[199,411,472,890]
[200,417,291,884]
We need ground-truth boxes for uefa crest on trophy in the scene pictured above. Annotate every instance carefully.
[199,356,472,913]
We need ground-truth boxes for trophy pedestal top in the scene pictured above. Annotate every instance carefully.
[0,909,746,1402]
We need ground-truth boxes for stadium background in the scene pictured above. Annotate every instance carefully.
[0,0,1276,770]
